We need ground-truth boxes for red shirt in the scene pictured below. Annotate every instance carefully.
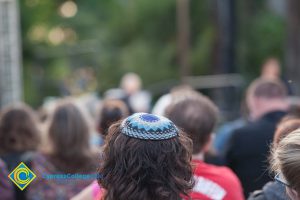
[189,160,244,200]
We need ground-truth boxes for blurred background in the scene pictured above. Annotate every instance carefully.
[1,0,300,121]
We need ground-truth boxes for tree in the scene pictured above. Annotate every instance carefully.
[176,0,191,80]
[213,0,236,74]
[286,0,300,95]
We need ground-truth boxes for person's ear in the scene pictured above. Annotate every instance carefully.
[249,97,264,120]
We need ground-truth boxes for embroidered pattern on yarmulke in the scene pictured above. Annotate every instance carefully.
[121,113,178,140]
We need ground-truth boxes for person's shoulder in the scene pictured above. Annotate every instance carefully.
[195,162,239,182]
[248,181,287,200]
[0,158,9,176]
[262,181,287,200]
[214,165,239,178]
[31,152,47,163]
[212,164,244,187]
[0,160,14,200]
[0,158,5,168]
[231,120,261,138]
[31,152,58,173]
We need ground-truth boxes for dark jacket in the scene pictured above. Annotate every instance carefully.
[248,181,287,200]
[225,111,286,198]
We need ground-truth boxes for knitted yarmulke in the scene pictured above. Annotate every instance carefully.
[120,113,179,140]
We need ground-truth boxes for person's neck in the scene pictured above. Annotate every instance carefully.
[192,152,204,161]
[252,100,288,120]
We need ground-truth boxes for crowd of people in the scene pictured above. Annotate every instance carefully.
[0,66,300,200]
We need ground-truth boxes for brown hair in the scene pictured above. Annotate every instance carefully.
[97,100,129,137]
[166,92,218,154]
[273,119,300,146]
[98,122,194,200]
[47,100,96,172]
[0,104,40,154]
[271,129,300,193]
[247,78,287,100]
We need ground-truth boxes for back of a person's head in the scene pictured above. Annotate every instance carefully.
[97,100,129,137]
[166,92,218,154]
[98,113,194,200]
[271,129,300,196]
[273,118,300,147]
[0,103,40,154]
[169,85,199,106]
[247,78,287,100]
[47,100,94,171]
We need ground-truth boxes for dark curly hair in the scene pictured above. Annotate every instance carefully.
[97,100,129,137]
[98,122,194,200]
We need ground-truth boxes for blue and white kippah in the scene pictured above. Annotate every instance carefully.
[120,113,179,140]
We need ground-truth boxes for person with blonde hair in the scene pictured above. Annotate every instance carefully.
[27,100,98,199]
[271,129,300,200]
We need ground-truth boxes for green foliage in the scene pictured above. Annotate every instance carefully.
[21,0,286,107]
[236,1,286,81]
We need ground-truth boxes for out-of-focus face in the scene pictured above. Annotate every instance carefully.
[261,59,281,80]
[124,79,140,94]
[121,73,142,95]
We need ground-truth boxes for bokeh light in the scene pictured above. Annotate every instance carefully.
[59,1,78,18]
[48,27,65,46]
